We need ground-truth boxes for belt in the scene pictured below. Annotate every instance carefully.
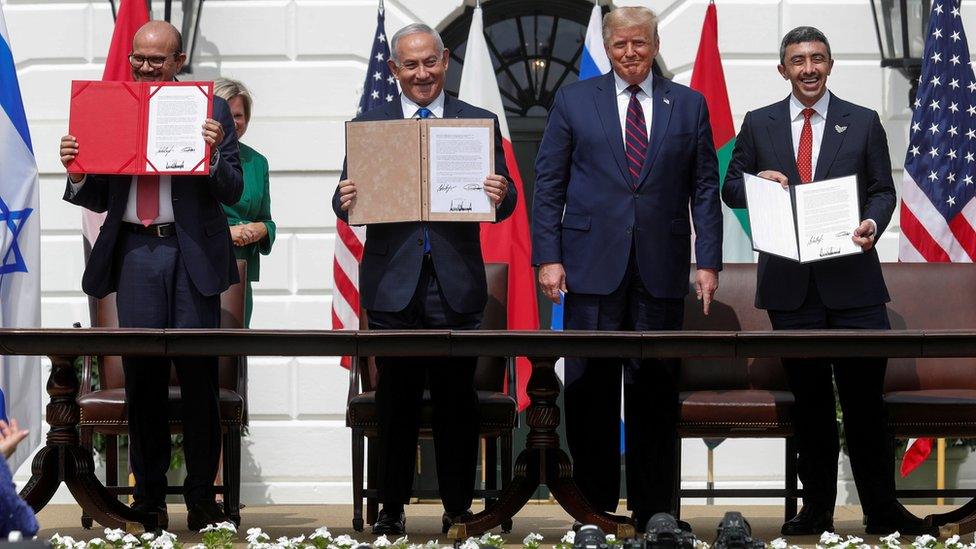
[122,222,176,237]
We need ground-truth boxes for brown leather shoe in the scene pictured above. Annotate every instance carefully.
[442,509,473,534]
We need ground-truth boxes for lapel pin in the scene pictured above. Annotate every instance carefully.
[663,97,670,105]
[835,124,848,133]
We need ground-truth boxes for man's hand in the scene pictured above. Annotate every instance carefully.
[337,179,357,211]
[757,170,789,189]
[0,418,28,460]
[853,219,877,251]
[60,135,84,183]
[201,118,225,147]
[484,174,508,205]
[538,262,567,304]
[695,268,719,316]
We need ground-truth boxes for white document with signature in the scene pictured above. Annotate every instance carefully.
[145,85,208,173]
[427,126,492,214]
[744,173,862,263]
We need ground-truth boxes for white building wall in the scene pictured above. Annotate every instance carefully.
[2,0,956,504]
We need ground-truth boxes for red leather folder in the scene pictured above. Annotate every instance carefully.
[68,80,214,175]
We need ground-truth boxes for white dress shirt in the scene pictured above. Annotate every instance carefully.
[613,71,654,149]
[789,90,831,172]
[401,91,445,120]
[70,175,177,224]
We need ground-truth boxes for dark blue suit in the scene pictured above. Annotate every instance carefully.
[532,72,722,516]
[332,94,516,512]
[64,95,243,508]
[722,93,898,516]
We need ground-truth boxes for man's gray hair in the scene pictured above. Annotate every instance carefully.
[389,23,445,64]
[779,26,831,65]
[602,7,659,44]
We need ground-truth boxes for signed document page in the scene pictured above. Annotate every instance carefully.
[744,173,800,261]
[427,126,493,216]
[145,84,209,173]
[794,175,862,263]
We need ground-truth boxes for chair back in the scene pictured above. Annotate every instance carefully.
[95,260,248,397]
[358,263,509,393]
[883,262,976,391]
[679,263,789,391]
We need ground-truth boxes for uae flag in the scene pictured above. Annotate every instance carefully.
[689,0,753,262]
[458,3,539,410]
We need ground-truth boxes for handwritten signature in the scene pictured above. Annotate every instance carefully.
[463,183,483,190]
[181,146,196,152]
[157,145,174,156]
[437,184,457,193]
[808,234,823,245]
[165,160,185,169]
[819,246,841,257]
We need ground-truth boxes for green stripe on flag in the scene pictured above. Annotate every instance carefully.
[717,139,754,261]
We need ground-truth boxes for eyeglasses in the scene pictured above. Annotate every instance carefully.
[128,53,179,69]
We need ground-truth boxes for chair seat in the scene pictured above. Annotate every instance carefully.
[79,388,244,434]
[678,389,794,436]
[347,390,516,430]
[885,389,976,437]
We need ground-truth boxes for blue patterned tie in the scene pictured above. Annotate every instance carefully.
[624,84,648,188]
[416,107,432,253]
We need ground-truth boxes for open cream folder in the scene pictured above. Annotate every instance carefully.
[744,173,863,263]
[345,118,496,225]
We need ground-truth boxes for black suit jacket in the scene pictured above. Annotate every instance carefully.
[722,93,896,311]
[332,94,517,314]
[64,96,244,298]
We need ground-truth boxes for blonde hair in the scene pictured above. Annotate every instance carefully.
[602,7,659,44]
[213,77,253,123]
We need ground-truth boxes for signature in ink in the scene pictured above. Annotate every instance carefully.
[834,230,851,237]
[165,160,185,169]
[808,234,823,245]
[450,199,472,211]
[464,183,483,190]
[181,146,196,152]
[157,145,174,156]
[819,246,841,257]
[437,184,457,193]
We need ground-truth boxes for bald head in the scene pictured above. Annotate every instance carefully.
[130,21,186,81]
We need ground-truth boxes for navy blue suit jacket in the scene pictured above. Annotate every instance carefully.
[722,93,896,311]
[332,94,517,314]
[532,72,723,298]
[64,96,244,298]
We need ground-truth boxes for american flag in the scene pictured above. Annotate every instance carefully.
[332,2,398,366]
[900,0,976,262]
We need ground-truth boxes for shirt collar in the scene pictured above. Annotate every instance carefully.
[613,71,654,98]
[401,91,446,119]
[790,90,831,122]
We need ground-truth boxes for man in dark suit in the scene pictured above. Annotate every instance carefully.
[333,23,517,536]
[59,21,242,531]
[532,7,722,531]
[722,26,931,536]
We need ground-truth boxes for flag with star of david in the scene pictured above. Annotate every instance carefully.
[900,0,976,262]
[0,4,42,471]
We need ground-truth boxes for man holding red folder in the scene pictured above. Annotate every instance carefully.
[59,21,242,531]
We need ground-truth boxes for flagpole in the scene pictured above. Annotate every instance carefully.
[378,0,384,14]
[937,438,946,505]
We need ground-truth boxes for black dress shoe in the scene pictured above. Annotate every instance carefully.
[372,509,406,536]
[186,501,228,532]
[442,509,473,534]
[633,512,692,534]
[781,505,834,536]
[131,501,168,531]
[865,503,937,536]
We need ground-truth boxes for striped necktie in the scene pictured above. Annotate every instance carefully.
[624,84,648,188]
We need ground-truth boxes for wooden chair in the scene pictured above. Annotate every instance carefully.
[346,263,517,532]
[77,259,249,527]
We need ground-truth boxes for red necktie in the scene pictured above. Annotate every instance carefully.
[796,107,815,183]
[625,84,648,188]
[136,174,160,227]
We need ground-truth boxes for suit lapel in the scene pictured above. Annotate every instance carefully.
[443,94,464,118]
[637,77,672,188]
[814,94,849,181]
[767,97,802,185]
[593,73,631,186]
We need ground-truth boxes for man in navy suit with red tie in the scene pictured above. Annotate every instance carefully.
[59,21,242,531]
[722,26,932,536]
[532,6,722,531]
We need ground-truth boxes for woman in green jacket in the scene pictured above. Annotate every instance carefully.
[214,78,275,327]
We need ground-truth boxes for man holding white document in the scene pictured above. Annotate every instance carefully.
[723,27,931,536]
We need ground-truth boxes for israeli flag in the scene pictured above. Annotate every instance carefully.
[0,5,43,471]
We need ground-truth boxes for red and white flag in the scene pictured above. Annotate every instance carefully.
[83,0,149,255]
[901,438,934,477]
[458,3,540,409]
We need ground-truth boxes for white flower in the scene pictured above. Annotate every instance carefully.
[945,535,962,547]
[141,533,156,541]
[74,541,87,549]
[819,531,842,546]
[523,533,543,546]
[104,529,124,542]
[374,535,392,547]
[87,538,105,547]
[770,538,788,549]
[459,540,479,549]
[913,534,937,548]
[332,534,357,548]
[309,527,332,541]
[122,534,140,545]
[880,532,902,546]
[560,531,576,545]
